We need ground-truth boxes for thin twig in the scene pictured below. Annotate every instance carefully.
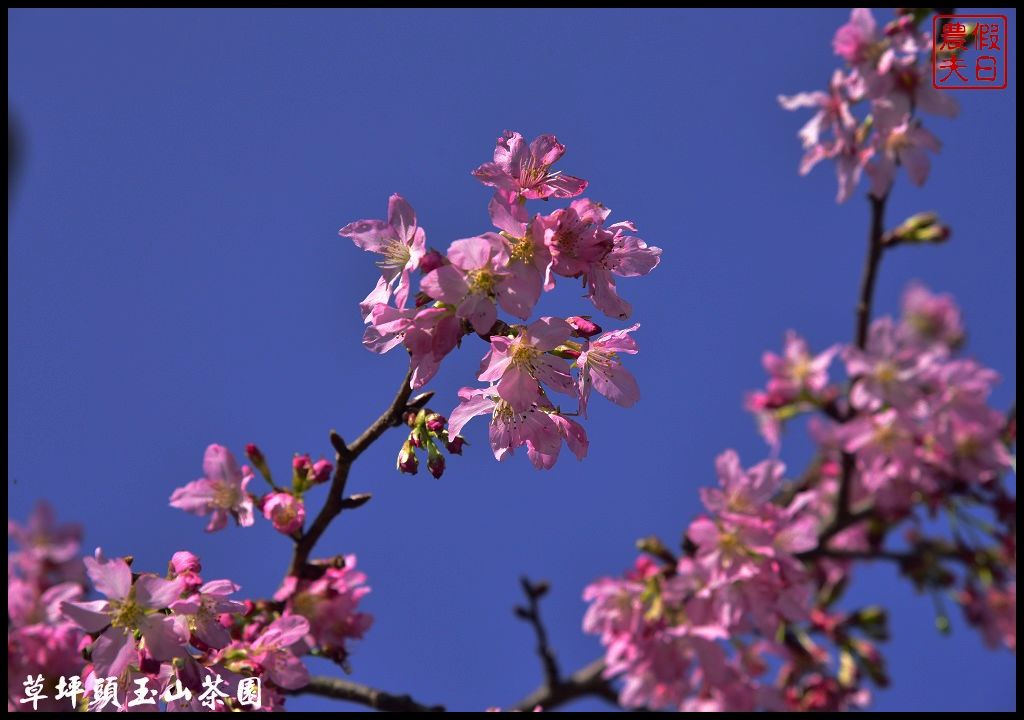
[515,577,561,689]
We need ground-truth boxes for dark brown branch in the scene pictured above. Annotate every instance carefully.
[290,675,444,712]
[811,192,890,557]
[854,193,889,350]
[514,577,561,689]
[288,365,414,576]
[511,658,619,712]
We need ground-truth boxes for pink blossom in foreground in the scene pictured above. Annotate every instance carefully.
[263,492,305,535]
[170,576,246,650]
[420,234,511,334]
[448,386,587,469]
[363,302,461,390]
[61,554,188,678]
[170,444,255,532]
[472,130,587,200]
[488,191,550,318]
[576,324,640,415]
[539,199,661,319]
[339,193,427,314]
[477,317,575,412]
[244,614,311,690]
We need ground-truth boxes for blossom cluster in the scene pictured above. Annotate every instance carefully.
[779,8,958,202]
[170,443,331,536]
[341,130,661,470]
[11,471,373,711]
[583,282,1015,710]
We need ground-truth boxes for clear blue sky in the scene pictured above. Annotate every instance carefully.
[8,8,1016,712]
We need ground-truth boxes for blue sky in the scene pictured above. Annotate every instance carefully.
[8,8,1016,712]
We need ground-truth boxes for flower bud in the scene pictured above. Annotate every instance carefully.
[292,454,312,479]
[170,550,202,575]
[311,458,333,485]
[397,440,419,475]
[262,492,305,535]
[419,248,446,275]
[444,435,467,455]
[567,315,602,338]
[245,443,265,465]
[888,212,951,246]
[427,445,446,479]
[425,413,446,433]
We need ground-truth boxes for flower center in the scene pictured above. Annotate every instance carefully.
[376,238,411,272]
[110,597,144,630]
[508,235,534,264]
[467,269,496,295]
[213,482,240,510]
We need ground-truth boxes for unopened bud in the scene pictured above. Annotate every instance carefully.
[888,212,951,246]
[170,550,202,575]
[425,413,446,433]
[292,454,312,478]
[311,458,333,485]
[445,435,467,455]
[245,443,265,465]
[567,315,602,338]
[419,248,445,275]
[397,440,419,475]
[428,452,445,479]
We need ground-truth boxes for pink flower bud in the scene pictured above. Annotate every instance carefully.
[170,550,202,575]
[262,492,305,535]
[311,458,333,485]
[245,443,264,464]
[397,440,419,475]
[292,454,312,478]
[567,315,602,338]
[445,435,466,455]
[425,413,446,433]
[419,248,445,275]
[428,453,445,479]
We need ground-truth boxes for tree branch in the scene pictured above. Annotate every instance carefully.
[511,658,619,712]
[514,577,561,690]
[289,365,414,576]
[290,675,445,712]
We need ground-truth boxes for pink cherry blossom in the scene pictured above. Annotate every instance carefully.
[420,234,511,334]
[866,112,942,197]
[246,614,311,690]
[61,554,188,678]
[275,554,373,664]
[170,577,246,650]
[262,492,305,535]
[339,193,427,313]
[170,444,255,532]
[899,281,964,350]
[477,317,575,412]
[448,386,586,469]
[472,130,587,200]
[576,323,640,415]
[762,330,838,400]
[363,302,461,390]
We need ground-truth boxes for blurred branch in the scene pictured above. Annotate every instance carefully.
[291,675,444,712]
